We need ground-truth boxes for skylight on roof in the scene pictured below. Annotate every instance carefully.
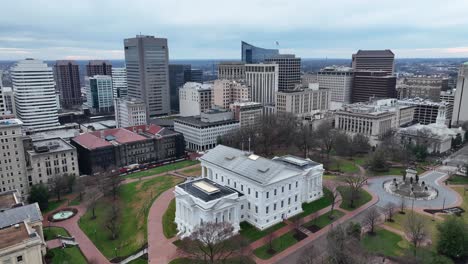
[193,181,220,195]
[283,156,308,166]
[248,154,260,160]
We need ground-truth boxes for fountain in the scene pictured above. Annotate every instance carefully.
[383,168,438,200]
[48,208,78,222]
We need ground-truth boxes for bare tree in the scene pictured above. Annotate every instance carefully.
[298,245,320,264]
[327,224,370,264]
[50,174,67,201]
[105,201,121,240]
[292,216,304,239]
[344,175,368,208]
[315,122,337,165]
[404,213,428,256]
[106,168,122,200]
[295,125,315,158]
[178,222,240,264]
[326,183,340,219]
[363,207,380,235]
[399,197,406,214]
[75,176,86,202]
[384,202,397,222]
[265,231,277,255]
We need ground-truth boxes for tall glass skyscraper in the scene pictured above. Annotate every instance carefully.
[241,41,279,63]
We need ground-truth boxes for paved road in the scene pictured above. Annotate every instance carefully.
[367,170,459,208]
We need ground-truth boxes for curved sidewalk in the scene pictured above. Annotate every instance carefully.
[147,187,179,264]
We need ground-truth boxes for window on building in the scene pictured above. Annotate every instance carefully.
[266,191,269,199]
[248,188,250,195]
[282,186,284,193]
[288,198,291,205]
[295,195,298,202]
[281,200,284,207]
[255,191,258,198]
[17,256,23,262]
[248,202,250,210]
[255,206,258,214]
[274,189,277,195]
[266,206,269,214]
[296,181,298,188]
[289,184,291,190]
[273,203,277,210]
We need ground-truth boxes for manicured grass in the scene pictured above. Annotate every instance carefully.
[370,166,426,177]
[69,196,81,206]
[323,175,347,182]
[253,231,300,259]
[303,210,345,229]
[239,221,286,242]
[127,257,148,264]
[353,156,368,166]
[329,158,359,174]
[385,211,440,248]
[451,186,468,222]
[43,199,66,213]
[179,166,202,177]
[79,175,183,259]
[169,257,255,264]
[448,175,468,185]
[362,228,407,257]
[44,226,70,241]
[124,160,199,179]
[48,246,87,264]
[337,186,372,211]
[297,188,332,218]
[163,199,177,238]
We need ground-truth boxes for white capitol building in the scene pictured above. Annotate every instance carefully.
[174,145,324,237]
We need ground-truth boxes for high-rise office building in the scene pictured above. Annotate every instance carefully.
[213,79,249,109]
[111,67,127,98]
[0,119,28,196]
[2,87,15,116]
[169,64,189,113]
[352,71,397,103]
[352,50,395,74]
[245,64,279,105]
[217,62,246,80]
[396,76,446,102]
[124,35,171,117]
[190,69,203,82]
[54,60,82,109]
[264,55,301,91]
[86,60,112,77]
[241,41,279,63]
[12,59,60,130]
[452,62,468,126]
[85,75,114,114]
[317,66,354,106]
[183,64,192,83]
[0,72,4,116]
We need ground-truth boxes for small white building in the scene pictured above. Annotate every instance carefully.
[174,145,324,237]
[114,98,147,128]
[179,82,213,117]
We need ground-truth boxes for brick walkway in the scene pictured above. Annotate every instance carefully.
[147,187,179,264]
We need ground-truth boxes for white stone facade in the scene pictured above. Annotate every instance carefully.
[114,98,147,128]
[174,145,324,237]
[178,82,213,117]
[276,84,330,118]
[213,79,249,109]
[317,66,353,104]
[245,64,278,105]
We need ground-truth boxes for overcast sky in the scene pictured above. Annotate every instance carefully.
[1,0,468,60]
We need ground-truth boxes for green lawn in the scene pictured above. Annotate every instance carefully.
[370,166,426,177]
[337,186,372,211]
[323,175,347,182]
[329,158,359,174]
[303,210,345,229]
[179,166,202,177]
[44,226,70,241]
[43,199,66,213]
[169,257,255,264]
[124,160,199,179]
[48,246,87,264]
[296,188,333,218]
[448,175,468,185]
[239,221,286,242]
[451,186,468,222]
[69,196,81,206]
[385,211,441,248]
[353,156,368,166]
[127,257,148,264]
[253,231,300,259]
[79,175,183,259]
[163,199,177,238]
[362,228,407,256]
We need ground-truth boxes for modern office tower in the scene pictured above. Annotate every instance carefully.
[217,62,246,80]
[276,84,330,118]
[352,71,397,103]
[245,64,279,105]
[183,64,192,82]
[0,119,28,196]
[2,87,15,116]
[114,97,147,128]
[11,59,60,131]
[241,41,279,63]
[86,60,112,77]
[351,50,395,74]
[452,62,468,126]
[213,79,249,109]
[85,75,114,114]
[230,101,263,129]
[264,55,301,91]
[190,69,203,82]
[169,64,189,112]
[178,82,213,117]
[112,67,127,98]
[124,35,171,117]
[53,60,82,109]
[317,66,354,108]
[174,110,240,151]
[396,76,446,101]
